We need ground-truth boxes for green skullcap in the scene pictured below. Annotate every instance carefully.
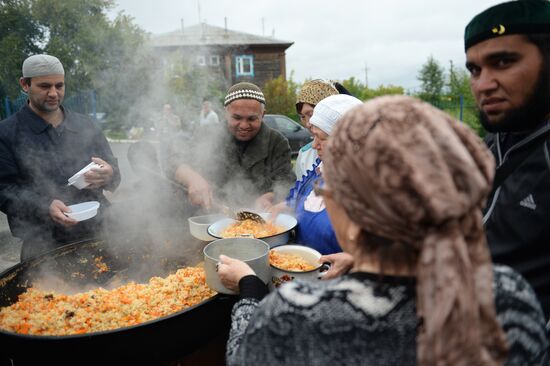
[464,0,550,51]
[22,54,64,78]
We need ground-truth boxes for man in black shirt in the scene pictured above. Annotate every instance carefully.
[0,55,120,260]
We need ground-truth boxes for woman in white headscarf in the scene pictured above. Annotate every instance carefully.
[277,94,362,255]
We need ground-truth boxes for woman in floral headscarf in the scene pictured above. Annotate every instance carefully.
[218,96,548,366]
[294,79,350,179]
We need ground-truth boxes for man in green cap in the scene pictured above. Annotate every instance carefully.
[465,0,550,316]
[167,82,295,211]
[0,54,120,260]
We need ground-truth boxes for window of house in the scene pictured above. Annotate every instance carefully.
[209,55,220,66]
[196,55,206,66]
[235,55,254,76]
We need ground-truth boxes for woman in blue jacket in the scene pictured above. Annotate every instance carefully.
[283,94,362,254]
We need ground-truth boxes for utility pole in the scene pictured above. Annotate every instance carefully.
[262,17,265,36]
[363,62,369,88]
[197,0,201,23]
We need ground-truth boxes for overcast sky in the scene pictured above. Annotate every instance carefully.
[109,0,503,91]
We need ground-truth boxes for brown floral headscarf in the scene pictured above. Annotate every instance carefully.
[296,79,339,111]
[324,95,508,366]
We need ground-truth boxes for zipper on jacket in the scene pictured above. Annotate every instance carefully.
[483,123,550,224]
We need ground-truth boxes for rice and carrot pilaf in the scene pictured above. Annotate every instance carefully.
[221,219,283,239]
[269,251,317,272]
[0,267,216,336]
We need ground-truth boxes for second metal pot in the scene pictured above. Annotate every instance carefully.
[203,237,270,294]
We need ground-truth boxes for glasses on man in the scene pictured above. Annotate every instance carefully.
[313,179,332,198]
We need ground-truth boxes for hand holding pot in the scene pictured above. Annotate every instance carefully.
[319,252,354,280]
[217,254,256,293]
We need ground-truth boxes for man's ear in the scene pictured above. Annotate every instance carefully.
[19,78,29,92]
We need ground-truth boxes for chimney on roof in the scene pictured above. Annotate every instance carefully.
[224,17,229,38]
[201,21,206,40]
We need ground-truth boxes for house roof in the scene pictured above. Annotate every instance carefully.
[150,23,293,49]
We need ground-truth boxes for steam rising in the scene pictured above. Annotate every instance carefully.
[5,41,297,296]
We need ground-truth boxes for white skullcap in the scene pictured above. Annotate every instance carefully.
[310,94,363,135]
[22,55,64,78]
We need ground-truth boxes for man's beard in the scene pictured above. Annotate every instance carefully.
[480,63,550,133]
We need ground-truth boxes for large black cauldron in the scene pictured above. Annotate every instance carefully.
[0,229,235,366]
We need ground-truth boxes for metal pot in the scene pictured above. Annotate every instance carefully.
[207,213,297,247]
[203,237,270,294]
[0,229,235,366]
[269,245,330,290]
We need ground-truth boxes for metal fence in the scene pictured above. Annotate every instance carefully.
[2,90,100,120]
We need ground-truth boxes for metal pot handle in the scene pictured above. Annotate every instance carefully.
[238,234,255,238]
[318,262,331,278]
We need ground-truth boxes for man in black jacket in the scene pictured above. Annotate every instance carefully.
[465,0,550,316]
[0,55,120,260]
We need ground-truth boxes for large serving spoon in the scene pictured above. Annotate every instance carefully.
[235,210,266,224]
[214,202,266,224]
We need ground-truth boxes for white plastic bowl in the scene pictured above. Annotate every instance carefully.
[65,201,100,221]
[188,214,226,241]
[68,162,101,190]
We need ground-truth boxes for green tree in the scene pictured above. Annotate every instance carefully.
[447,61,483,136]
[0,0,151,131]
[364,84,404,100]
[341,77,403,100]
[263,73,299,121]
[31,0,118,90]
[93,13,155,132]
[341,77,367,100]
[417,55,445,104]
[0,0,42,105]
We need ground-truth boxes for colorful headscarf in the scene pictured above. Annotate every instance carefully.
[296,79,339,112]
[324,95,508,366]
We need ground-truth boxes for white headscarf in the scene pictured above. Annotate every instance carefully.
[309,94,362,135]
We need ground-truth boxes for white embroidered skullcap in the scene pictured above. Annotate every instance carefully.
[310,94,363,135]
[22,54,65,78]
[224,82,266,106]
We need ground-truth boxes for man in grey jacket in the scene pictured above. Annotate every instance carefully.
[168,82,295,212]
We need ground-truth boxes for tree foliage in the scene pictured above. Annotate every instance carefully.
[0,0,42,99]
[341,77,404,100]
[447,61,483,136]
[417,55,445,103]
[0,0,150,130]
[263,73,299,121]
